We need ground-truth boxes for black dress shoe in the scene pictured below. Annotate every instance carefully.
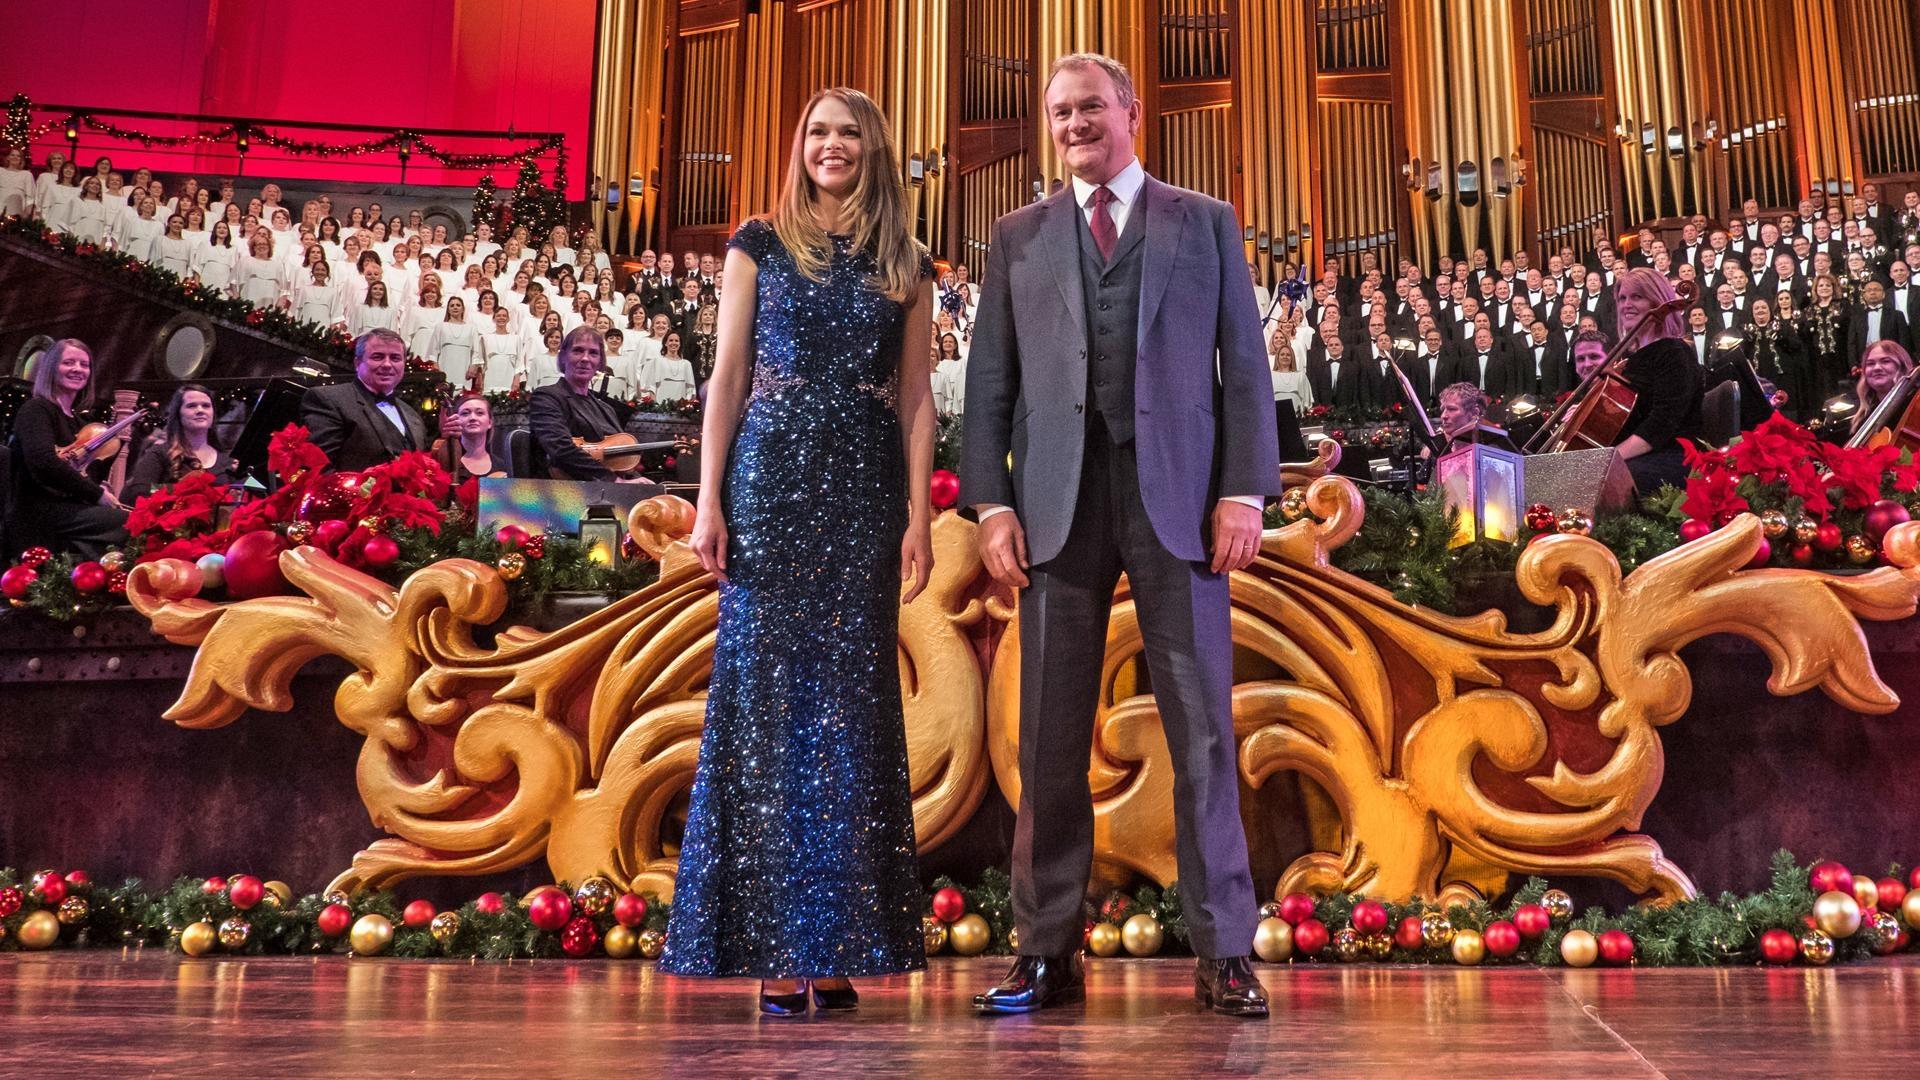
[760,980,810,1016]
[973,954,1085,1014]
[811,983,859,1012]
[1195,957,1270,1018]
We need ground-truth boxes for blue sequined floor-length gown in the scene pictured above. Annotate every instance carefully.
[661,218,929,979]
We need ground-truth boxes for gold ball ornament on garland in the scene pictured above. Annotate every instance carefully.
[1758,509,1790,540]
[262,881,293,909]
[950,913,992,956]
[496,552,527,580]
[1870,912,1904,955]
[922,915,948,955]
[99,550,128,573]
[178,920,218,957]
[1559,929,1599,968]
[1087,921,1123,957]
[1903,890,1920,931]
[429,911,462,945]
[1541,889,1575,922]
[1253,917,1294,962]
[637,928,667,959]
[1450,928,1486,966]
[1363,933,1394,961]
[1853,875,1880,913]
[1121,913,1165,957]
[1332,926,1363,962]
[218,917,250,950]
[286,521,315,545]
[604,924,638,959]
[1799,929,1836,965]
[1555,508,1593,536]
[1847,535,1877,565]
[1792,517,1819,545]
[573,877,616,917]
[350,913,395,955]
[1420,912,1455,948]
[1260,900,1285,921]
[1813,890,1863,938]
[57,895,89,925]
[1279,488,1310,522]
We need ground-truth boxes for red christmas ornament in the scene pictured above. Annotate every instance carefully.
[1598,929,1635,965]
[1513,904,1551,940]
[227,875,265,910]
[495,524,529,549]
[931,886,967,923]
[1880,877,1909,910]
[1524,503,1557,532]
[1808,861,1854,897]
[1790,544,1815,567]
[201,876,229,895]
[1278,893,1317,926]
[19,546,52,569]
[620,534,642,562]
[613,893,649,928]
[1744,538,1771,569]
[929,469,960,511]
[402,900,436,928]
[474,892,506,916]
[313,518,352,552]
[222,530,290,599]
[1394,916,1426,950]
[1483,920,1521,958]
[107,569,128,594]
[0,886,21,916]
[1814,522,1844,552]
[1,565,37,599]
[63,870,90,887]
[1759,928,1798,964]
[1292,918,1330,956]
[361,534,401,569]
[560,916,600,957]
[296,473,360,522]
[31,873,67,905]
[1350,900,1389,936]
[528,888,573,931]
[522,534,546,559]
[69,561,108,594]
[1864,499,1912,543]
[317,903,353,937]
[1911,867,1920,892]
[1678,518,1712,543]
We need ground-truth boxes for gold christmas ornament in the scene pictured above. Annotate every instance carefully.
[1903,890,1920,931]
[1450,928,1486,965]
[1847,535,1877,565]
[1363,933,1394,961]
[178,920,218,957]
[637,928,667,959]
[1541,889,1575,922]
[218,917,250,950]
[1008,926,1020,952]
[604,924,638,959]
[1852,875,1880,913]
[1813,890,1863,938]
[57,896,89,925]
[950,913,992,956]
[1332,926,1363,962]
[496,552,527,580]
[1420,911,1455,947]
[1799,929,1836,965]
[18,909,63,950]
[573,877,616,916]
[100,550,128,573]
[429,911,462,945]
[1279,488,1310,522]
[1253,917,1294,963]
[1260,901,1285,921]
[1555,508,1593,536]
[263,880,294,907]
[921,915,947,955]
[1121,913,1165,957]
[1871,911,1902,952]
[1758,509,1790,540]
[286,521,315,545]
[1087,921,1123,957]
[1792,518,1819,545]
[1559,929,1598,967]
[350,913,395,955]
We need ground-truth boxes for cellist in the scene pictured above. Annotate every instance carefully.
[1610,267,1704,493]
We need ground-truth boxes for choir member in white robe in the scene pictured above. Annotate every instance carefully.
[31,152,68,216]
[477,308,526,393]
[348,281,400,336]
[428,297,479,387]
[402,285,447,358]
[236,232,284,308]
[117,198,165,261]
[0,147,34,217]
[60,177,115,243]
[289,262,348,329]
[530,330,565,389]
[190,221,240,293]
[40,162,81,232]
[651,332,697,402]
[149,214,193,277]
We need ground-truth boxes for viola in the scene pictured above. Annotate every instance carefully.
[1526,280,1697,455]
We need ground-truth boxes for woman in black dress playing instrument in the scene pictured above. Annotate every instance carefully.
[1610,266,1704,494]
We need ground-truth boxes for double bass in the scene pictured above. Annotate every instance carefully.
[1525,280,1697,455]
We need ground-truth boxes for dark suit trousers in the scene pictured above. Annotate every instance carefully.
[1012,416,1257,960]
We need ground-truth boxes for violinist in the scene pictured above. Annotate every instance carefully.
[1610,268,1704,493]
[1851,341,1915,439]
[6,339,130,558]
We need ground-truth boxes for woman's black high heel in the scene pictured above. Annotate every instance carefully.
[760,980,811,1016]
[811,982,859,1012]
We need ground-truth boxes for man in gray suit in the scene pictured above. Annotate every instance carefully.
[962,53,1281,1018]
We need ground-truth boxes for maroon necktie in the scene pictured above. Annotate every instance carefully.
[1089,186,1117,261]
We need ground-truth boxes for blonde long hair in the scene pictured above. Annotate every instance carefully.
[769,87,922,302]
[1613,266,1689,344]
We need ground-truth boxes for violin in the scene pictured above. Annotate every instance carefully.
[59,393,148,473]
[551,432,699,479]
[1526,280,1697,454]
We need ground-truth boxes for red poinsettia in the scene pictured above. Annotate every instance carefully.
[1822,441,1901,511]
[126,469,226,545]
[1727,412,1819,486]
[268,424,329,481]
[1680,442,1748,523]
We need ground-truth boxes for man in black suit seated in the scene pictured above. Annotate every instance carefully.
[302,328,430,472]
[529,325,638,481]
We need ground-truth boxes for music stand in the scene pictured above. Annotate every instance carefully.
[228,378,315,486]
[1275,399,1311,462]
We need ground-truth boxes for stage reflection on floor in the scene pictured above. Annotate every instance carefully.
[5,954,1918,1077]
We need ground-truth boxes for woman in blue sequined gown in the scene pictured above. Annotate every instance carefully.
[660,87,937,1014]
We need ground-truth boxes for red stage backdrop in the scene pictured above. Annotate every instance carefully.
[0,0,595,196]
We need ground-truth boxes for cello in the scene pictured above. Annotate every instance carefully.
[1844,364,1920,452]
[1525,280,1697,454]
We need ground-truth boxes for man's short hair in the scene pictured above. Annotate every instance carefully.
[1045,53,1136,107]
[1438,382,1488,414]
[354,328,407,365]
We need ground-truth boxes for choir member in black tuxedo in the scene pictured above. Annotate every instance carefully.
[1306,326,1370,410]
[1706,282,1751,336]
[302,329,431,472]
[1760,252,1808,310]
[1848,280,1912,366]
[1362,331,1401,408]
[1404,326,1454,408]
[1458,325,1518,398]
[1515,320,1571,399]
[665,276,705,340]
[1888,260,1920,327]
[1896,191,1920,251]
[529,326,637,481]
[6,338,129,558]
[1611,267,1704,494]
[1683,306,1715,369]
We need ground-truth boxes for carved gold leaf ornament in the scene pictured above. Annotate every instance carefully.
[126,486,1920,907]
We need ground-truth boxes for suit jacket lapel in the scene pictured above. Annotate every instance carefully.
[1043,191,1088,355]
[1137,177,1187,345]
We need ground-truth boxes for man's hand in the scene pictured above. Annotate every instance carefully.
[1208,499,1264,575]
[978,510,1030,589]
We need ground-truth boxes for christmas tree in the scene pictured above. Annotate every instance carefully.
[471,174,497,232]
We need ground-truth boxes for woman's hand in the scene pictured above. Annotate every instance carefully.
[98,488,128,512]
[691,498,729,582]
[900,518,933,604]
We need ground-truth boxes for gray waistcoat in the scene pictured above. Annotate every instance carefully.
[1076,198,1148,445]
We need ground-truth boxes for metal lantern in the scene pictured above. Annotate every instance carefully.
[579,502,622,567]
[1437,438,1525,547]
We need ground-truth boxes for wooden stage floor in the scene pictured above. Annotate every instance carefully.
[5,952,1918,1078]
